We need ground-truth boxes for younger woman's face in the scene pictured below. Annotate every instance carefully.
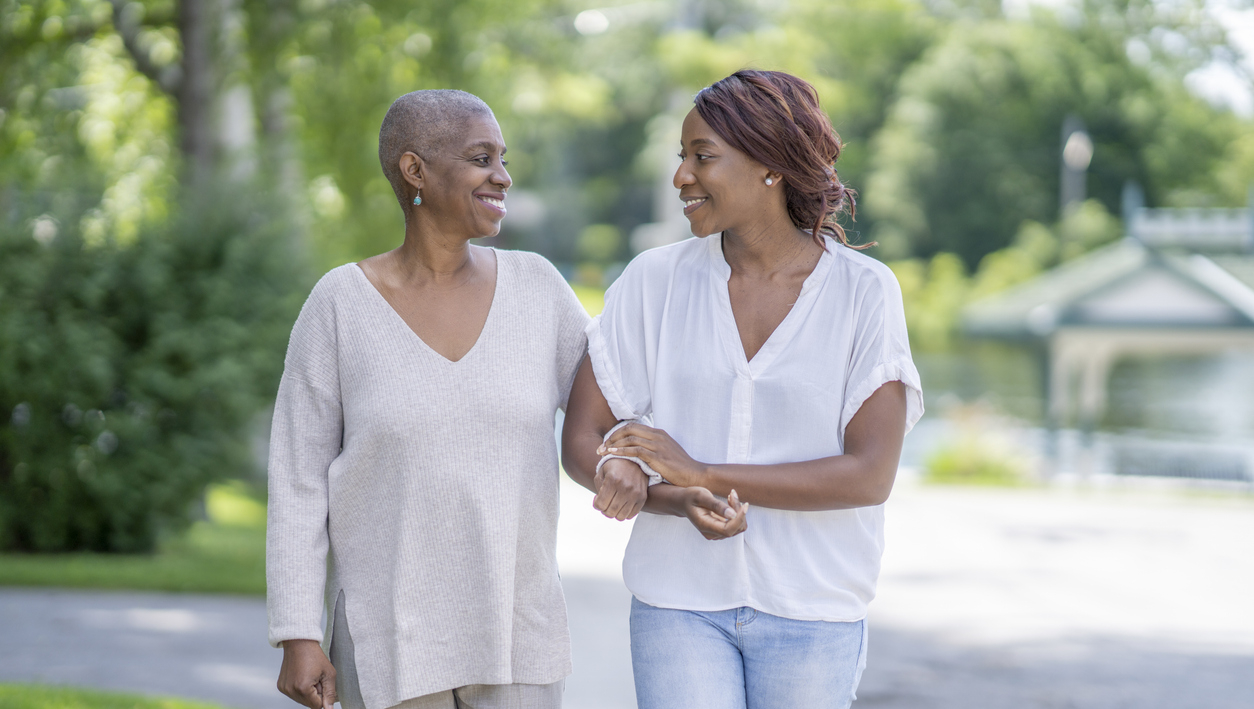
[673,108,773,238]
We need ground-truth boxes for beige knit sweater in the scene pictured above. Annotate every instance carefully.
[266,250,589,709]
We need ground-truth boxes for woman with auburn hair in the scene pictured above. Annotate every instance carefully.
[562,70,923,708]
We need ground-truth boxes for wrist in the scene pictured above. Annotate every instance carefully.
[685,462,715,489]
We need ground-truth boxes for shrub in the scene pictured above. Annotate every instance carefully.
[924,435,1030,487]
[0,193,308,552]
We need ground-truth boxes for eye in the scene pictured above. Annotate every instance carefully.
[500,159,509,166]
[695,153,712,161]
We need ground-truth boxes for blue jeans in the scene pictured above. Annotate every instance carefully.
[629,597,867,709]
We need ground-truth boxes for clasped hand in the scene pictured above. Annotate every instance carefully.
[592,423,747,540]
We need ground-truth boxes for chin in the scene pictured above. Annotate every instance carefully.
[470,219,503,239]
[686,220,717,238]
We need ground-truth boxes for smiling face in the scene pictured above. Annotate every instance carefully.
[410,114,512,239]
[674,108,778,238]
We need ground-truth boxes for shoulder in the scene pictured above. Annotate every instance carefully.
[611,237,707,295]
[294,264,360,320]
[306,263,361,304]
[498,247,561,280]
[625,236,706,274]
[495,249,589,323]
[829,243,902,303]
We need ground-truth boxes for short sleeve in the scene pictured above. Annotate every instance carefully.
[839,265,924,445]
[551,269,591,412]
[585,259,656,422]
[266,277,343,648]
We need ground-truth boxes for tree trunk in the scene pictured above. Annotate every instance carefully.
[178,0,216,187]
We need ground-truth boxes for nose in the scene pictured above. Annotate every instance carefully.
[673,157,694,191]
[492,160,512,191]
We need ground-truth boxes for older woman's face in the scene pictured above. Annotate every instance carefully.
[673,108,770,238]
[423,115,512,238]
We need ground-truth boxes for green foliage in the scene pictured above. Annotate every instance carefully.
[0,683,227,709]
[0,482,267,594]
[923,406,1031,486]
[924,436,1029,486]
[893,199,1121,350]
[0,194,307,552]
[864,5,1252,266]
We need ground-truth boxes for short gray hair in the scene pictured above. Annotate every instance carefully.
[378,90,494,209]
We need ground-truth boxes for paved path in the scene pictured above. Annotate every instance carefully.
[2,477,1252,709]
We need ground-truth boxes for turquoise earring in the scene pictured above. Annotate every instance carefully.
[412,190,422,206]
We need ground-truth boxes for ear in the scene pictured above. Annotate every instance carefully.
[399,152,425,192]
[765,170,784,186]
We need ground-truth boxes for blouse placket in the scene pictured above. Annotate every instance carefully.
[706,235,834,465]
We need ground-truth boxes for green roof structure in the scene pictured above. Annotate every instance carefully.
[962,197,1254,437]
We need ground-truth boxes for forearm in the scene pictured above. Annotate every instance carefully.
[640,482,691,517]
[694,454,897,511]
[561,423,605,493]
[561,355,622,493]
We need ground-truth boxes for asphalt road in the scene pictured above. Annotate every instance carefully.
[2,476,1251,709]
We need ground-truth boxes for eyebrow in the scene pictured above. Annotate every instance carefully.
[681,138,717,148]
[465,141,506,154]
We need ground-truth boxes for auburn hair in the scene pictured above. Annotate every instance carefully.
[693,70,865,249]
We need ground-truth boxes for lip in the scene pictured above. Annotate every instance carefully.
[475,192,507,216]
[681,196,708,216]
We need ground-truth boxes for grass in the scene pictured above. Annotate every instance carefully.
[0,482,266,595]
[0,684,228,709]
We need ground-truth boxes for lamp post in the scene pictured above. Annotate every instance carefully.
[1060,114,1093,217]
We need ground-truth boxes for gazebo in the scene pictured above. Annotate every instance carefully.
[963,194,1254,440]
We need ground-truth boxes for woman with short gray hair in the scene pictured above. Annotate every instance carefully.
[267,90,588,709]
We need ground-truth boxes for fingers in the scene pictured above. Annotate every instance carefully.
[598,435,654,457]
[599,479,646,521]
[277,639,335,709]
[599,423,659,452]
[686,488,748,540]
[283,678,324,709]
[599,445,655,463]
[691,487,736,519]
[722,490,748,537]
[321,672,337,709]
[592,477,631,521]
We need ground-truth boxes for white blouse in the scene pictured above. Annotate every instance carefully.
[587,234,923,622]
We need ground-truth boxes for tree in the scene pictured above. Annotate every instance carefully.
[862,2,1253,266]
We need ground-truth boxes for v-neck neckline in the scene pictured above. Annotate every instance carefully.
[709,233,833,376]
[351,250,502,365]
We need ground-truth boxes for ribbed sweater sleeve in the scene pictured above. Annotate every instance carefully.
[266,275,343,648]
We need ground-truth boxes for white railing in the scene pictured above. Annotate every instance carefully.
[1130,208,1252,251]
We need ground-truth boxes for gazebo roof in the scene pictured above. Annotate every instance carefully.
[963,241,1254,340]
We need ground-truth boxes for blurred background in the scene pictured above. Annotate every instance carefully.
[1,1,1253,708]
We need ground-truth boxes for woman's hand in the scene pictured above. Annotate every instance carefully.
[680,487,748,540]
[593,457,648,520]
[277,639,336,709]
[598,423,707,488]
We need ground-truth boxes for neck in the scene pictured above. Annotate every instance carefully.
[392,214,479,283]
[721,213,818,276]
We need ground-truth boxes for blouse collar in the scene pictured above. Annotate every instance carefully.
[709,232,836,293]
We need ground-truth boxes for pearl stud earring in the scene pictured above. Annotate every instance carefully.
[765,178,774,186]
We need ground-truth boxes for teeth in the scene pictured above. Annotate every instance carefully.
[479,196,505,209]
[684,198,706,207]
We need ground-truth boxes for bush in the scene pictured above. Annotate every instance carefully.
[0,193,308,552]
[924,438,1028,487]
